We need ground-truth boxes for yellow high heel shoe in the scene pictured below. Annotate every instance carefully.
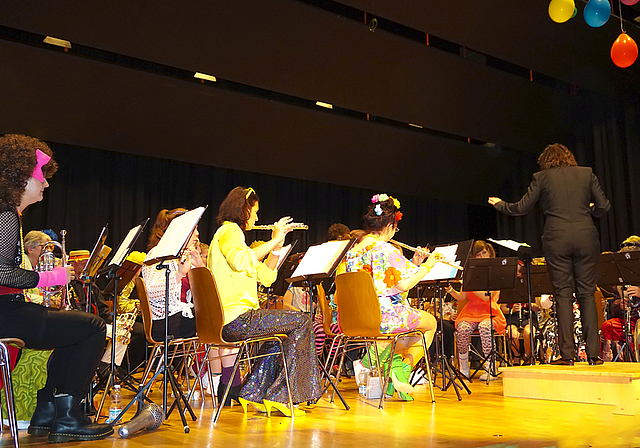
[263,400,305,418]
[238,397,267,414]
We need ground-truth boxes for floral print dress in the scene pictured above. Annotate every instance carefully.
[342,239,422,334]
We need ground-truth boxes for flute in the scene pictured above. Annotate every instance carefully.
[252,223,309,230]
[390,239,464,271]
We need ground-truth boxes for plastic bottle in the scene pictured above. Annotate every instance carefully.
[106,385,122,424]
[358,370,368,396]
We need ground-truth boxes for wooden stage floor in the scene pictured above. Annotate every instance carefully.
[3,369,640,448]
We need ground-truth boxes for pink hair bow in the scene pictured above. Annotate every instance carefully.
[31,149,51,182]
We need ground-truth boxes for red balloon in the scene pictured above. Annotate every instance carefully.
[611,32,638,68]
[621,0,639,5]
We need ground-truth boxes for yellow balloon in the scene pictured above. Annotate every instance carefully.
[549,0,576,23]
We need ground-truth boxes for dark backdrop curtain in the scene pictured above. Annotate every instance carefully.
[496,93,640,254]
[22,142,496,257]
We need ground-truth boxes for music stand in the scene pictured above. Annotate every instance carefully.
[118,206,206,434]
[597,251,640,361]
[80,225,109,314]
[462,257,517,383]
[287,238,356,410]
[415,240,472,400]
[95,219,148,423]
[262,241,297,307]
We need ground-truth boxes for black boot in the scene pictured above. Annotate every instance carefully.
[28,389,55,436]
[48,395,114,443]
[217,383,241,406]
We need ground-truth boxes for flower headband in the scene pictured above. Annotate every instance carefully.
[371,193,402,221]
[31,149,51,182]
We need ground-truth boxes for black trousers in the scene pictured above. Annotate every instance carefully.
[0,298,106,398]
[543,227,601,359]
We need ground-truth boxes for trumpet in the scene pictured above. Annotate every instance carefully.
[252,223,308,230]
[390,239,464,271]
[36,230,73,309]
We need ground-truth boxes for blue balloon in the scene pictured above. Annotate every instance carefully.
[584,0,611,27]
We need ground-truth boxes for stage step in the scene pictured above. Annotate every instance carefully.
[500,362,640,415]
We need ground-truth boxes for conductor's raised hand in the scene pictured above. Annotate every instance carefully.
[488,197,502,206]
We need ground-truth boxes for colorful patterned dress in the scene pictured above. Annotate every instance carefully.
[342,238,422,334]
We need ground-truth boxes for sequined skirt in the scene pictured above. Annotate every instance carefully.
[221,309,322,404]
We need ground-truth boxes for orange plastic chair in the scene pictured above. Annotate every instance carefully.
[187,267,295,422]
[334,271,435,408]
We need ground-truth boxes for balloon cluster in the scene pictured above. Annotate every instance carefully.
[548,0,638,67]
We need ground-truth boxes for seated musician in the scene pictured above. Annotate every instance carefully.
[340,194,440,401]
[141,208,204,342]
[500,300,540,365]
[0,134,112,442]
[208,186,321,417]
[601,235,640,361]
[446,240,506,381]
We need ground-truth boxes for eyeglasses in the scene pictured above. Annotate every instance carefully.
[620,242,640,250]
[245,187,255,199]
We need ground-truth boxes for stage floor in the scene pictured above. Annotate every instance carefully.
[3,368,640,448]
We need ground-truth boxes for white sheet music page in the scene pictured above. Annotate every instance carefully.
[271,243,293,270]
[291,240,350,278]
[422,244,460,281]
[488,238,530,252]
[145,206,206,264]
[109,225,141,267]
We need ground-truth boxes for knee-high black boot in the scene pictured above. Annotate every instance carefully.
[48,395,114,443]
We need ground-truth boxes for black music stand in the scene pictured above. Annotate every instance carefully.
[98,260,144,392]
[287,238,356,410]
[463,257,517,383]
[597,251,640,362]
[95,219,148,424]
[117,206,206,434]
[80,225,109,314]
[417,240,472,401]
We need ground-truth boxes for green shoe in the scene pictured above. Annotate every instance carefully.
[397,391,414,401]
[390,357,415,394]
[361,344,392,369]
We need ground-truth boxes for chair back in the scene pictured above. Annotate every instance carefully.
[188,267,227,345]
[135,277,158,344]
[316,283,335,337]
[334,271,383,337]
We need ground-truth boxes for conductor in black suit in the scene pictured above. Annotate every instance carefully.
[488,143,611,365]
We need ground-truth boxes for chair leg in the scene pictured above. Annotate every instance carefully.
[420,332,436,403]
[278,339,295,416]
[0,343,19,448]
[214,343,246,424]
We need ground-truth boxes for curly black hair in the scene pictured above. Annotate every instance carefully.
[363,198,399,232]
[0,134,57,211]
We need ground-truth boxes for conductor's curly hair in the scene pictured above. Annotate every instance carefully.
[0,134,57,211]
[538,143,577,171]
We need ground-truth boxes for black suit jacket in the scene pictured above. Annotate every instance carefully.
[494,166,610,234]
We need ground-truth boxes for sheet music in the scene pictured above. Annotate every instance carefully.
[272,243,293,271]
[421,244,461,281]
[145,206,206,263]
[109,225,141,267]
[291,240,351,278]
[488,238,530,252]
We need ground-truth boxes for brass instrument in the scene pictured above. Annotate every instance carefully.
[36,230,72,309]
[252,223,308,230]
[390,239,464,271]
[115,311,138,345]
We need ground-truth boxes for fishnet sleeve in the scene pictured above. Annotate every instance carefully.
[0,210,40,289]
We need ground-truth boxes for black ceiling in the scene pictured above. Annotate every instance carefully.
[1,0,637,204]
